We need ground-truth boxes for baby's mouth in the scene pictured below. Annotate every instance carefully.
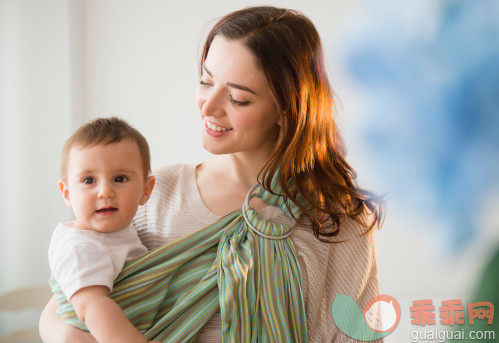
[96,207,118,214]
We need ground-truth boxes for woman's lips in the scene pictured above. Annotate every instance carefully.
[204,120,233,137]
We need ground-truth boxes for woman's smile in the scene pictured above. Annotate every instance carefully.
[204,119,233,137]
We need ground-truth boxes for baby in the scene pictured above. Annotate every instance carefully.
[48,117,157,342]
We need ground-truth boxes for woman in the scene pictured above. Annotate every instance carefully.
[40,6,383,342]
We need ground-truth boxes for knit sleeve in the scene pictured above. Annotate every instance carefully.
[290,215,383,343]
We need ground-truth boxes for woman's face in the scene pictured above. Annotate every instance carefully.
[195,35,281,157]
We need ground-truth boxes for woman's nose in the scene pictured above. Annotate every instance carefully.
[200,88,225,118]
[98,183,115,199]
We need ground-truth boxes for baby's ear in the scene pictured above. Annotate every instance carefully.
[140,176,156,205]
[58,179,72,208]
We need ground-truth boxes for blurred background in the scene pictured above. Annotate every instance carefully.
[0,0,497,341]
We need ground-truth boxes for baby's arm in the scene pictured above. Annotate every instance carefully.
[71,286,151,343]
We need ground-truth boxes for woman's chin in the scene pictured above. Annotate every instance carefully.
[202,142,231,155]
[201,135,235,155]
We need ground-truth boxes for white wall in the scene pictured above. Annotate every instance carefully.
[0,0,72,289]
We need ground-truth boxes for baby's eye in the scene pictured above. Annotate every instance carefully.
[114,176,128,183]
[82,177,95,184]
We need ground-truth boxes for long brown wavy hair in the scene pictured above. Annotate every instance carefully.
[200,6,385,241]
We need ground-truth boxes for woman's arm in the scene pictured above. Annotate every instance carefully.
[39,295,97,343]
[324,219,384,342]
[291,213,384,342]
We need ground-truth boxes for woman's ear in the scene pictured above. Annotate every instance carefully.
[59,179,72,208]
[277,112,286,127]
[277,107,288,127]
[140,176,156,205]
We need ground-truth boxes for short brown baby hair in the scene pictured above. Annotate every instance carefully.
[60,117,151,179]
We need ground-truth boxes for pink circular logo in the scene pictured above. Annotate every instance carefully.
[363,294,401,333]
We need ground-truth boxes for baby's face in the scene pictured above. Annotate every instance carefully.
[60,140,151,233]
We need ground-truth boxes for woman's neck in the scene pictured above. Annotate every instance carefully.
[213,151,269,187]
[195,152,272,215]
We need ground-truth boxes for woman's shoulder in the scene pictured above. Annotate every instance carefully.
[293,209,376,241]
[262,204,376,248]
[134,164,197,247]
[150,164,195,193]
[152,163,192,181]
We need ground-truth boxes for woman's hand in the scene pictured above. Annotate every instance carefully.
[39,295,97,343]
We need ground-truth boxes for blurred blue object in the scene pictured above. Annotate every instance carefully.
[343,0,499,251]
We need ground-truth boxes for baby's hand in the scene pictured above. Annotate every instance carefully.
[149,341,161,343]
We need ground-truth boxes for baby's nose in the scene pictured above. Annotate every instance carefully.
[98,183,115,198]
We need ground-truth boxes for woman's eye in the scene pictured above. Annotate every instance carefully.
[199,79,212,87]
[114,176,128,183]
[82,177,94,184]
[230,96,250,107]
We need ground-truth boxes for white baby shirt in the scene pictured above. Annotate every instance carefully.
[48,223,148,300]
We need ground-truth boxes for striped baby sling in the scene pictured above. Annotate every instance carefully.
[50,175,308,342]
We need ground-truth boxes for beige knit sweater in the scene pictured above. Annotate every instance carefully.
[133,164,382,342]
